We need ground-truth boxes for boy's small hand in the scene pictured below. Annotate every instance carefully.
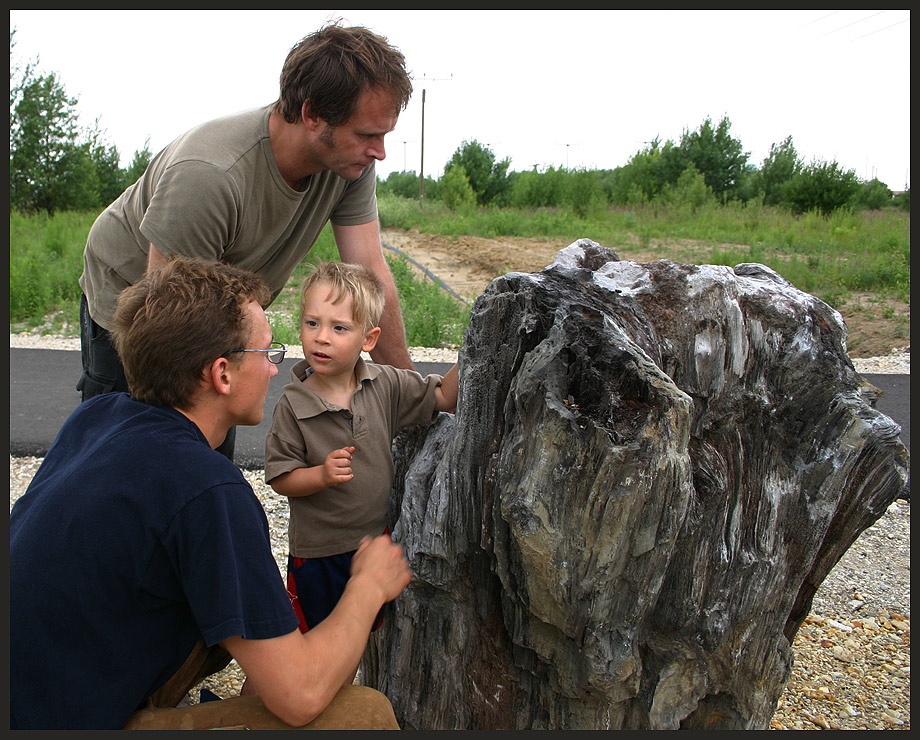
[322,446,355,487]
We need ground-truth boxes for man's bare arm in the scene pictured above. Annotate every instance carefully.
[333,220,413,370]
[222,535,410,727]
[146,243,170,273]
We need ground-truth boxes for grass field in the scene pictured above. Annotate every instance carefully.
[9,200,909,356]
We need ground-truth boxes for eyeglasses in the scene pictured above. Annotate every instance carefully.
[224,341,287,365]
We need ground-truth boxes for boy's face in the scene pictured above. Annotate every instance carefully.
[300,281,380,378]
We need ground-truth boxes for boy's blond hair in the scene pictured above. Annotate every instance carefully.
[300,261,386,332]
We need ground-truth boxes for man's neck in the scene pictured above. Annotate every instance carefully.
[268,109,323,189]
[176,405,232,451]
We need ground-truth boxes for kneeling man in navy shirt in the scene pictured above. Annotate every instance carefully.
[10,257,410,730]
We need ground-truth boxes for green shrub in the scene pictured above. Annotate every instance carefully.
[856,178,894,211]
[783,161,860,216]
[385,254,469,347]
[377,170,421,200]
[9,210,95,327]
[510,166,567,209]
[444,140,511,207]
[564,169,607,219]
[437,164,477,212]
[661,164,714,214]
[266,312,301,348]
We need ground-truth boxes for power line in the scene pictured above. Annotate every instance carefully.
[803,11,839,26]
[852,17,909,41]
[821,11,885,35]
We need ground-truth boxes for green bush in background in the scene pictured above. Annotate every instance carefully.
[9,211,95,330]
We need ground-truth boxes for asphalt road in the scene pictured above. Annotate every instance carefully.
[8,348,454,469]
[9,348,910,474]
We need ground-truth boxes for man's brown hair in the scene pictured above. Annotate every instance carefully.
[277,23,412,127]
[112,257,271,410]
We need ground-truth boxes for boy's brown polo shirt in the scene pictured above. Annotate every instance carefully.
[265,357,442,557]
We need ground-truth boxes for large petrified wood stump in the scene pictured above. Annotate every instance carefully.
[363,240,909,730]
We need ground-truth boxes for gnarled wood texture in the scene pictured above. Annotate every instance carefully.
[363,240,909,730]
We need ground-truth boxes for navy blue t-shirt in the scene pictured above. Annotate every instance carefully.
[10,393,299,729]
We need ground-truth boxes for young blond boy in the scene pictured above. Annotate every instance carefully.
[265,261,458,635]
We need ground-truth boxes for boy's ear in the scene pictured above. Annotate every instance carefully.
[362,327,381,354]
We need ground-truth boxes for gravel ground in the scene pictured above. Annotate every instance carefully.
[8,339,909,729]
[5,334,911,372]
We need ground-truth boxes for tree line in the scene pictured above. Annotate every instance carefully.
[379,122,909,218]
[10,30,909,219]
[10,30,152,215]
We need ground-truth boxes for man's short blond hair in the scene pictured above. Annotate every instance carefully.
[300,261,385,332]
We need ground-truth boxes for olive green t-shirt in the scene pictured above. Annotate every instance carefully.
[79,105,378,330]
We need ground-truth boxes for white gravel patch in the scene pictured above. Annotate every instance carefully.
[9,333,907,374]
[9,333,460,365]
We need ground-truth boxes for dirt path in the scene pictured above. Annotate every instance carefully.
[382,230,568,304]
[380,229,909,360]
[380,229,724,304]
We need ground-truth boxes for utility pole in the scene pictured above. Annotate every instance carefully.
[420,89,426,199]
[400,140,415,173]
[417,74,452,199]
[557,141,582,170]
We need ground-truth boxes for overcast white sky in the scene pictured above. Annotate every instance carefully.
[9,9,911,190]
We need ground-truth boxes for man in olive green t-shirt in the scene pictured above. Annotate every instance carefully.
[77,24,416,461]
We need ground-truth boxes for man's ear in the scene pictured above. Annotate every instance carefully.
[362,327,381,354]
[301,99,322,131]
[206,357,234,397]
